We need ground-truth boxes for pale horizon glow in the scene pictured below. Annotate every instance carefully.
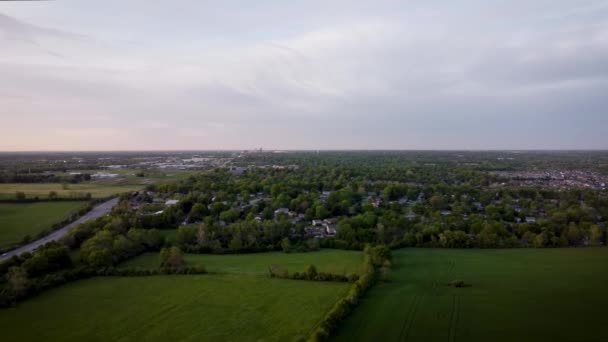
[1,1,608,151]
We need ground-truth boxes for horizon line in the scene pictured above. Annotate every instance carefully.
[1,149,608,153]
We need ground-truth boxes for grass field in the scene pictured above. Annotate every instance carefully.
[0,274,349,341]
[333,248,608,342]
[120,249,363,275]
[0,201,87,250]
[0,183,143,199]
[0,170,196,200]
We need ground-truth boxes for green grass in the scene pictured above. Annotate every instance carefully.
[0,183,143,199]
[120,249,363,275]
[0,201,87,249]
[333,248,608,342]
[0,274,349,341]
[0,170,196,200]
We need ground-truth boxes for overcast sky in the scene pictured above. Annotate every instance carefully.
[1,1,607,151]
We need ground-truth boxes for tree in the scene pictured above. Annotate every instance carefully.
[280,237,292,252]
[22,254,49,277]
[429,195,445,210]
[6,267,29,297]
[189,203,207,221]
[305,264,318,280]
[176,225,197,246]
[306,238,321,251]
[336,223,356,244]
[565,223,581,246]
[228,237,243,251]
[589,225,603,246]
[159,246,186,270]
[15,191,26,201]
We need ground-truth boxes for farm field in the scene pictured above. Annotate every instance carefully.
[0,274,349,341]
[0,183,143,199]
[0,201,87,250]
[333,248,608,342]
[0,170,196,200]
[121,249,363,275]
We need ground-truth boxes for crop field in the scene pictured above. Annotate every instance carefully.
[0,183,143,199]
[333,248,608,342]
[0,201,87,250]
[121,249,363,275]
[0,274,349,341]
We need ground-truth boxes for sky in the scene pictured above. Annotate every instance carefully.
[1,0,607,151]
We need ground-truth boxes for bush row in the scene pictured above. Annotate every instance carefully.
[268,264,358,283]
[97,265,207,277]
[0,265,207,308]
[307,245,391,341]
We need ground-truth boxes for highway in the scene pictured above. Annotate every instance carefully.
[0,197,119,262]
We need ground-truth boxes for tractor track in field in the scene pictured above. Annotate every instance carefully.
[398,294,422,342]
[448,295,460,342]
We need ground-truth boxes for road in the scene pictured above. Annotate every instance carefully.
[0,197,119,262]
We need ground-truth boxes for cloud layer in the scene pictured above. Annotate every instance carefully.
[1,1,608,150]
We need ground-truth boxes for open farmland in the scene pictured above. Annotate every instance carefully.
[120,249,363,275]
[333,248,608,342]
[0,201,87,250]
[0,274,349,341]
[0,183,143,199]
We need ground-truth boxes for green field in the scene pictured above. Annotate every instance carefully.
[121,249,363,275]
[0,274,349,341]
[0,170,196,200]
[0,183,143,199]
[333,248,608,342]
[0,201,87,249]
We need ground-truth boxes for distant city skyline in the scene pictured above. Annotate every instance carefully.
[1,1,608,151]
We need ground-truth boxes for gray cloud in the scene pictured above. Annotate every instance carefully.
[1,1,607,150]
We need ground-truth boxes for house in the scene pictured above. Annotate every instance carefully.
[312,219,324,226]
[416,192,426,202]
[274,208,290,216]
[290,214,305,224]
[525,217,537,223]
[323,217,339,225]
[304,226,326,238]
[165,199,179,206]
[249,198,262,206]
[472,202,484,211]
[325,225,337,235]
[440,210,452,216]
[230,167,247,175]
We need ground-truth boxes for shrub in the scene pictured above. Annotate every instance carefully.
[448,279,467,288]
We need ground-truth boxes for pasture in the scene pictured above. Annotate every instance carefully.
[333,248,608,342]
[121,249,363,275]
[0,201,87,250]
[0,274,349,341]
